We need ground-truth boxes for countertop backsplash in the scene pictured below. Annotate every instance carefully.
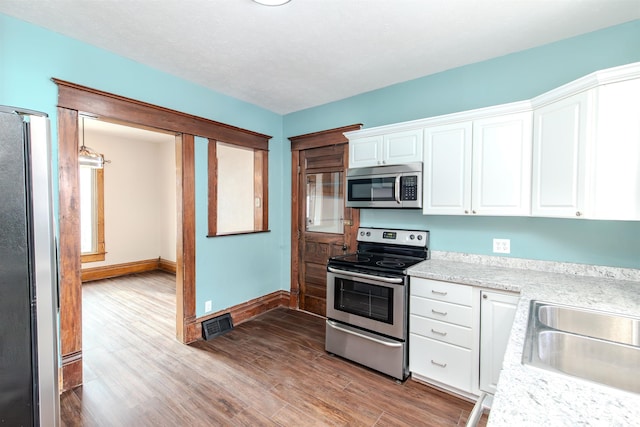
[430,251,640,282]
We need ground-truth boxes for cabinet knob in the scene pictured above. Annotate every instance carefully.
[483,294,488,299]
[464,210,469,214]
[576,211,582,217]
[472,210,477,214]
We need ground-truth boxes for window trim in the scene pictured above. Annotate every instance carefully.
[80,167,106,263]
[207,139,269,237]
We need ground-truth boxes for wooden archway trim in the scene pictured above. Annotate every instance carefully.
[288,124,362,308]
[53,79,269,391]
[53,79,271,150]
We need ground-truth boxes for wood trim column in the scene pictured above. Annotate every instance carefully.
[176,134,197,343]
[289,149,300,308]
[57,107,83,390]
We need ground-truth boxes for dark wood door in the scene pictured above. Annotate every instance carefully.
[297,144,357,316]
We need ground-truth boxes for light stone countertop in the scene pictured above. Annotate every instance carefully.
[407,252,640,427]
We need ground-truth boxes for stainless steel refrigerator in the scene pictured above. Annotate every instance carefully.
[0,106,60,426]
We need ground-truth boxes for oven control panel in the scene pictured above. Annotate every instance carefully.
[357,227,428,247]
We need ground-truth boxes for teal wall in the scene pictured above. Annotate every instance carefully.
[2,12,640,324]
[284,20,640,269]
[1,14,289,316]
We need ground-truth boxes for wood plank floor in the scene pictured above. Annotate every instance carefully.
[61,271,487,426]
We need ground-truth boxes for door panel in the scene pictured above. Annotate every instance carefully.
[299,145,356,316]
[289,124,361,317]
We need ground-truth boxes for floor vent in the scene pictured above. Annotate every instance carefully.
[202,313,234,340]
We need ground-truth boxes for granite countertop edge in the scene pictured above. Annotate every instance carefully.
[407,254,640,426]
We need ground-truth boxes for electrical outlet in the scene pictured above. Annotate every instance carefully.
[493,238,511,254]
[205,300,212,313]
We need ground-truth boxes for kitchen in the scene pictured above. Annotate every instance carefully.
[1,2,639,425]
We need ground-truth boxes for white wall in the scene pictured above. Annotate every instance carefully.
[158,140,177,262]
[81,124,176,268]
[217,142,254,233]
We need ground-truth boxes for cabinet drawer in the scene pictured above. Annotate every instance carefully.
[411,278,472,306]
[409,334,473,392]
[410,296,472,327]
[410,315,472,348]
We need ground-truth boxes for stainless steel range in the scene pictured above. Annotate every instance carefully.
[325,227,429,381]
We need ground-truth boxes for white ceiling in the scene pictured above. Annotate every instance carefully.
[2,0,639,114]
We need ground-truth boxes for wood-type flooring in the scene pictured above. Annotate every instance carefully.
[60,271,488,426]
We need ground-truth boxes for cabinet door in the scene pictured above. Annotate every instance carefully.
[383,129,423,165]
[472,112,532,216]
[348,136,383,168]
[479,290,518,395]
[532,92,591,218]
[591,79,640,220]
[423,122,472,215]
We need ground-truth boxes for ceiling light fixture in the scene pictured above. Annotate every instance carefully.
[253,0,291,6]
[78,117,109,169]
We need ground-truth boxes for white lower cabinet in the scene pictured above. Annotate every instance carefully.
[409,277,478,396]
[479,290,519,395]
[410,334,473,392]
[409,277,518,399]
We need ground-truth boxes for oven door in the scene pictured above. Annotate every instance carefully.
[326,267,407,340]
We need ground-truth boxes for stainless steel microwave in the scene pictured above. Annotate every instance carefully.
[346,162,422,208]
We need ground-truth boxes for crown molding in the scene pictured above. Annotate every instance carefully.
[530,62,640,108]
[344,61,640,140]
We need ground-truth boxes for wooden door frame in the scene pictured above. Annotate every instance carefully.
[288,124,362,309]
[53,79,270,390]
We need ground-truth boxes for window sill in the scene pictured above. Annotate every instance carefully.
[81,252,106,263]
[207,230,271,238]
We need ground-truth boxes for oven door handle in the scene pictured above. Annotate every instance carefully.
[326,320,403,348]
[327,267,404,284]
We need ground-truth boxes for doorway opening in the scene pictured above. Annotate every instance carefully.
[78,118,178,280]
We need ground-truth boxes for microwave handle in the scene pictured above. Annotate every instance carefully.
[395,176,401,204]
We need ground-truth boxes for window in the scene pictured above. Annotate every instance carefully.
[305,171,344,234]
[208,139,268,236]
[80,165,105,262]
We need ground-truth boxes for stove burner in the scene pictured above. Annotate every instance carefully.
[376,260,406,268]
[340,254,370,263]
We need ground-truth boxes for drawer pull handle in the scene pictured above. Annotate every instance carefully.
[430,329,447,336]
[431,309,448,316]
[431,290,447,296]
[431,360,447,368]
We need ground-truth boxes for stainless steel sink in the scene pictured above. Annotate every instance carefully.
[523,301,640,394]
[537,304,640,346]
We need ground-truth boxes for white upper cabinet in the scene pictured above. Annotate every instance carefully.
[345,62,640,220]
[532,91,591,218]
[423,122,473,214]
[590,78,640,220]
[532,67,640,220]
[348,129,423,168]
[349,135,382,168]
[383,129,423,165]
[423,112,532,216]
[472,113,533,216]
